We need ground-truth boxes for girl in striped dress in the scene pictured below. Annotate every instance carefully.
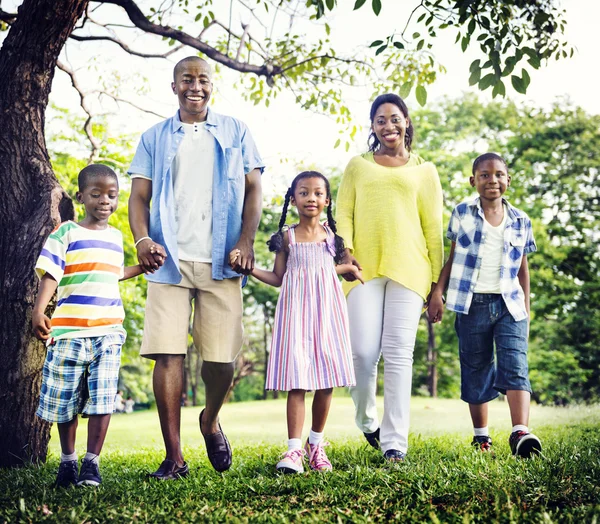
[230,171,361,474]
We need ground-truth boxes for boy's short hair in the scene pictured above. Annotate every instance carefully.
[472,152,508,175]
[78,164,118,191]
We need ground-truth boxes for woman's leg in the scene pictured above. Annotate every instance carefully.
[380,282,424,454]
[347,278,386,434]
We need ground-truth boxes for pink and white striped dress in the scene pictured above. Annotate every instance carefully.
[265,224,356,391]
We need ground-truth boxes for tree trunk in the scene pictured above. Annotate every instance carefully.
[0,0,87,467]
[426,318,438,398]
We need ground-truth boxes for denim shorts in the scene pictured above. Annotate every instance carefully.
[36,333,124,423]
[455,294,531,404]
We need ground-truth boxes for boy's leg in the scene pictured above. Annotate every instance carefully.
[468,402,489,429]
[55,418,80,487]
[86,414,111,455]
[506,389,530,427]
[57,417,78,455]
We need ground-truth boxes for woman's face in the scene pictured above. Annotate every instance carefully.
[371,103,410,151]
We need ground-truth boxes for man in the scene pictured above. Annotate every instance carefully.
[128,56,263,479]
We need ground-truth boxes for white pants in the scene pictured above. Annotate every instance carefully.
[347,277,424,453]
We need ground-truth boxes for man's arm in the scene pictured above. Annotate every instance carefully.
[231,168,262,275]
[129,178,165,272]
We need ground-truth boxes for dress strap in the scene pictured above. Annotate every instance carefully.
[288,224,297,245]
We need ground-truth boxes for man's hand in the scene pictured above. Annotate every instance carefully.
[32,311,52,341]
[230,238,254,275]
[136,238,167,274]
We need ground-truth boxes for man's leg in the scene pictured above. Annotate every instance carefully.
[199,361,234,434]
[154,354,186,465]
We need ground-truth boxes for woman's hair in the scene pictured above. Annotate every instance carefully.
[267,171,346,263]
[367,93,413,153]
[472,152,508,175]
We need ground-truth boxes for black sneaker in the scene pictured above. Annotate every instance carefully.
[471,435,493,452]
[363,428,380,449]
[509,430,542,458]
[54,460,78,488]
[77,459,102,486]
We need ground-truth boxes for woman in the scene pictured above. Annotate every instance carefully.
[336,93,443,461]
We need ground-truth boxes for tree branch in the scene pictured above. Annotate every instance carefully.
[69,33,181,59]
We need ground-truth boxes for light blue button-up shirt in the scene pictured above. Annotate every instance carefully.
[128,109,264,284]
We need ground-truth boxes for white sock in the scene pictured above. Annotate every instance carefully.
[308,429,324,446]
[473,426,489,437]
[61,451,77,463]
[84,452,100,465]
[512,424,528,434]
[287,438,302,451]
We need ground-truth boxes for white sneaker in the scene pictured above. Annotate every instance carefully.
[276,448,306,474]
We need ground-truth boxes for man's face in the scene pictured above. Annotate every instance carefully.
[171,60,213,123]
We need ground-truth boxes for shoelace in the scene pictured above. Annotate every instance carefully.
[282,448,306,463]
[308,441,331,469]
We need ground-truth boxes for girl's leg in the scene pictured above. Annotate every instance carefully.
[380,282,423,454]
[347,278,386,434]
[311,388,333,433]
[86,414,111,455]
[57,417,78,455]
[287,389,306,439]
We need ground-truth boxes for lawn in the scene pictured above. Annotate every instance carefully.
[1,397,599,522]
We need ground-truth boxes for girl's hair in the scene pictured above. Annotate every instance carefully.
[267,171,346,263]
[472,152,508,175]
[367,93,414,153]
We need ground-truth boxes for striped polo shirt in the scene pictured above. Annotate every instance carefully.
[35,221,126,341]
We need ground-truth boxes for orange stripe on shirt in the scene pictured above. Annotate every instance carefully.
[52,317,124,327]
[63,262,121,275]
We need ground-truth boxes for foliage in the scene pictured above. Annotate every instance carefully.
[1,400,599,522]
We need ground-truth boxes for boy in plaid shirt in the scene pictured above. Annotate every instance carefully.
[32,164,163,487]
[428,153,542,458]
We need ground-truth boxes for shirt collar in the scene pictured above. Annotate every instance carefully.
[468,196,519,224]
[171,107,217,134]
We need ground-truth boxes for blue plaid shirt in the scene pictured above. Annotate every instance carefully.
[128,109,264,284]
[446,197,536,321]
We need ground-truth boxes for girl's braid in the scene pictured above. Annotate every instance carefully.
[326,204,346,264]
[267,188,292,253]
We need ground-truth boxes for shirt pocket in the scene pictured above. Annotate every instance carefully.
[224,147,244,181]
[456,224,476,249]
[509,227,526,247]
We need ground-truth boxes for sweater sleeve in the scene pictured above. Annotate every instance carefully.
[335,158,357,252]
[418,163,444,282]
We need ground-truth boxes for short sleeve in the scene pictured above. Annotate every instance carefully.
[446,206,460,242]
[523,217,537,254]
[240,123,265,175]
[36,224,68,283]
[128,134,153,180]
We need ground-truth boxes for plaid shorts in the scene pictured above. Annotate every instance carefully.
[36,333,125,423]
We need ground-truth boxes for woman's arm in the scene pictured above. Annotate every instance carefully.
[335,263,364,284]
[418,165,444,283]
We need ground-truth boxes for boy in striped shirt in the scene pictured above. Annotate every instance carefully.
[32,164,163,488]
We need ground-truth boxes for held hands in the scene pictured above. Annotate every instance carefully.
[427,291,445,323]
[136,238,167,274]
[337,263,365,284]
[340,250,363,282]
[229,239,255,275]
[32,310,52,341]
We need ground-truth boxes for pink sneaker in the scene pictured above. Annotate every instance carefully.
[276,448,306,474]
[304,440,332,472]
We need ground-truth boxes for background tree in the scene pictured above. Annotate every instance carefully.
[0,0,573,466]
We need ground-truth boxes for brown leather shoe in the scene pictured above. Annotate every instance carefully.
[149,459,189,480]
[199,408,232,472]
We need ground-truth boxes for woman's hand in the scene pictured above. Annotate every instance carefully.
[340,249,363,282]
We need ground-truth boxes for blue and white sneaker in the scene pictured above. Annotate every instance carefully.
[77,459,102,486]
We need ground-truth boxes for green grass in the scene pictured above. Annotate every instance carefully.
[1,398,599,523]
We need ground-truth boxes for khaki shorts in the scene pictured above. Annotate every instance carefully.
[140,261,243,363]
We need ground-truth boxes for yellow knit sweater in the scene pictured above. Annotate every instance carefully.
[335,152,444,299]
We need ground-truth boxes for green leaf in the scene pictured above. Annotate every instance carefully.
[511,75,526,94]
[522,68,531,88]
[399,81,413,98]
[195,12,202,21]
[416,85,427,106]
[353,0,367,9]
[334,138,341,149]
[375,45,387,55]
[326,0,334,10]
[417,39,424,51]
[461,35,469,52]
[479,73,495,90]
[393,41,404,50]
[492,80,505,98]
[468,68,481,86]
[369,40,384,47]
[467,19,475,35]
[325,23,330,36]
[372,0,381,16]
[469,59,480,73]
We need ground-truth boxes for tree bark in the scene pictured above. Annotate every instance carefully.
[0,0,87,467]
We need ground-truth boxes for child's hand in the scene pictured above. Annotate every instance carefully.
[427,293,445,323]
[229,249,241,267]
[144,244,167,274]
[32,311,52,341]
[348,265,365,284]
